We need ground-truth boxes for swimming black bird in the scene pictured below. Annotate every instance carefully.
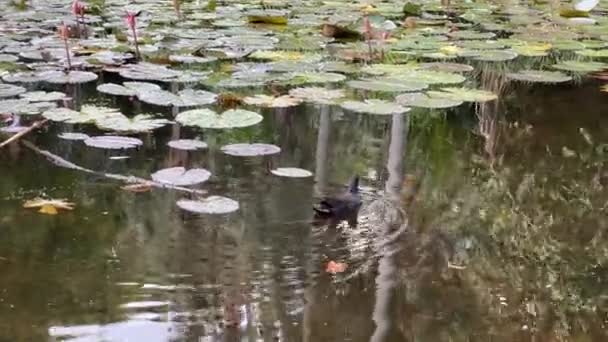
[313,176,362,223]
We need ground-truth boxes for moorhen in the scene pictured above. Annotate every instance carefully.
[313,176,362,223]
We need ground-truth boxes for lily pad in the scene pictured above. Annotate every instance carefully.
[176,196,239,214]
[506,70,572,83]
[151,167,211,186]
[388,70,466,85]
[96,114,171,132]
[428,87,498,102]
[347,79,428,92]
[0,83,26,98]
[138,90,182,107]
[19,91,67,102]
[58,132,90,141]
[176,109,262,129]
[167,139,208,151]
[288,87,345,104]
[43,105,123,124]
[473,50,518,62]
[289,72,346,85]
[552,61,607,73]
[420,62,475,73]
[243,94,302,108]
[2,72,44,84]
[270,167,313,178]
[84,136,143,150]
[575,49,608,58]
[97,83,137,97]
[221,143,281,156]
[341,99,410,115]
[0,99,56,115]
[39,70,98,84]
[177,89,217,107]
[395,93,463,108]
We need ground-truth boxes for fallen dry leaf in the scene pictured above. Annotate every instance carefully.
[326,260,348,274]
[23,198,75,215]
[121,182,153,193]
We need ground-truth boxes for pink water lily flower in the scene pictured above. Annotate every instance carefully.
[125,10,142,60]
[71,0,85,16]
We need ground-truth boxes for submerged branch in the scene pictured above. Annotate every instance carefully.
[20,140,206,195]
[0,119,48,149]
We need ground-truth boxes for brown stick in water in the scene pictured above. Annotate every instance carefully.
[0,119,48,149]
[19,140,206,195]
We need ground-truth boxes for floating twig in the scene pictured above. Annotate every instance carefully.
[0,119,47,149]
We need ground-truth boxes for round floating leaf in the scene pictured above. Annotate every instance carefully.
[507,70,572,83]
[20,91,67,102]
[97,83,136,97]
[2,72,44,84]
[84,136,143,149]
[0,54,18,63]
[39,70,98,84]
[347,79,428,92]
[428,87,498,102]
[341,99,410,115]
[169,55,217,64]
[117,63,181,81]
[0,99,56,115]
[271,167,313,178]
[138,90,182,107]
[388,70,466,85]
[552,61,607,73]
[58,132,90,141]
[167,139,208,151]
[123,82,162,93]
[96,114,171,132]
[243,94,302,108]
[43,105,123,124]
[176,109,263,129]
[447,31,496,40]
[0,83,26,98]
[575,49,608,58]
[288,87,345,104]
[289,72,346,85]
[151,167,211,186]
[221,143,281,156]
[420,62,475,73]
[177,89,217,107]
[395,93,463,108]
[574,0,599,11]
[512,44,551,57]
[177,196,239,214]
[361,63,421,76]
[473,50,518,62]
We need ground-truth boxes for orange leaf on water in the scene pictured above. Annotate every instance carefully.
[23,198,75,215]
[326,261,347,274]
[121,183,153,193]
[38,204,58,215]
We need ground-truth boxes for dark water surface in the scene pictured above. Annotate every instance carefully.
[1,80,607,341]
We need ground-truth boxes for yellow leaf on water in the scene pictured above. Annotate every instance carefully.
[23,197,75,215]
[38,204,58,215]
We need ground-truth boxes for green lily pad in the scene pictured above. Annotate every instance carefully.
[506,70,572,83]
[43,105,123,124]
[58,133,90,141]
[177,196,239,214]
[96,114,171,132]
[388,70,466,85]
[420,62,475,73]
[271,167,314,178]
[167,139,208,151]
[395,93,463,109]
[151,167,211,186]
[97,83,137,97]
[289,72,346,85]
[428,87,498,102]
[243,94,302,108]
[0,83,26,98]
[84,135,143,150]
[0,99,56,115]
[347,79,428,92]
[19,91,67,102]
[575,49,608,58]
[341,99,410,115]
[221,143,281,156]
[552,61,607,73]
[288,87,345,105]
[473,50,518,62]
[176,109,263,129]
[39,70,98,84]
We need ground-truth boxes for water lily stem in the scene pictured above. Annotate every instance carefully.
[132,25,140,60]
[0,119,48,149]
[63,35,72,70]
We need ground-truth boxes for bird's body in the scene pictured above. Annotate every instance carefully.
[313,176,362,224]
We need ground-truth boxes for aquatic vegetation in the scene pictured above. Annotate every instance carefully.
[221,143,281,156]
[176,196,239,214]
[167,139,208,151]
[176,109,262,129]
[23,198,75,215]
[151,167,211,186]
[506,70,573,83]
[83,135,143,149]
[270,167,313,178]
[341,99,409,115]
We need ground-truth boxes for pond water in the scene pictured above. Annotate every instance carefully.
[2,0,608,341]
[1,80,607,341]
